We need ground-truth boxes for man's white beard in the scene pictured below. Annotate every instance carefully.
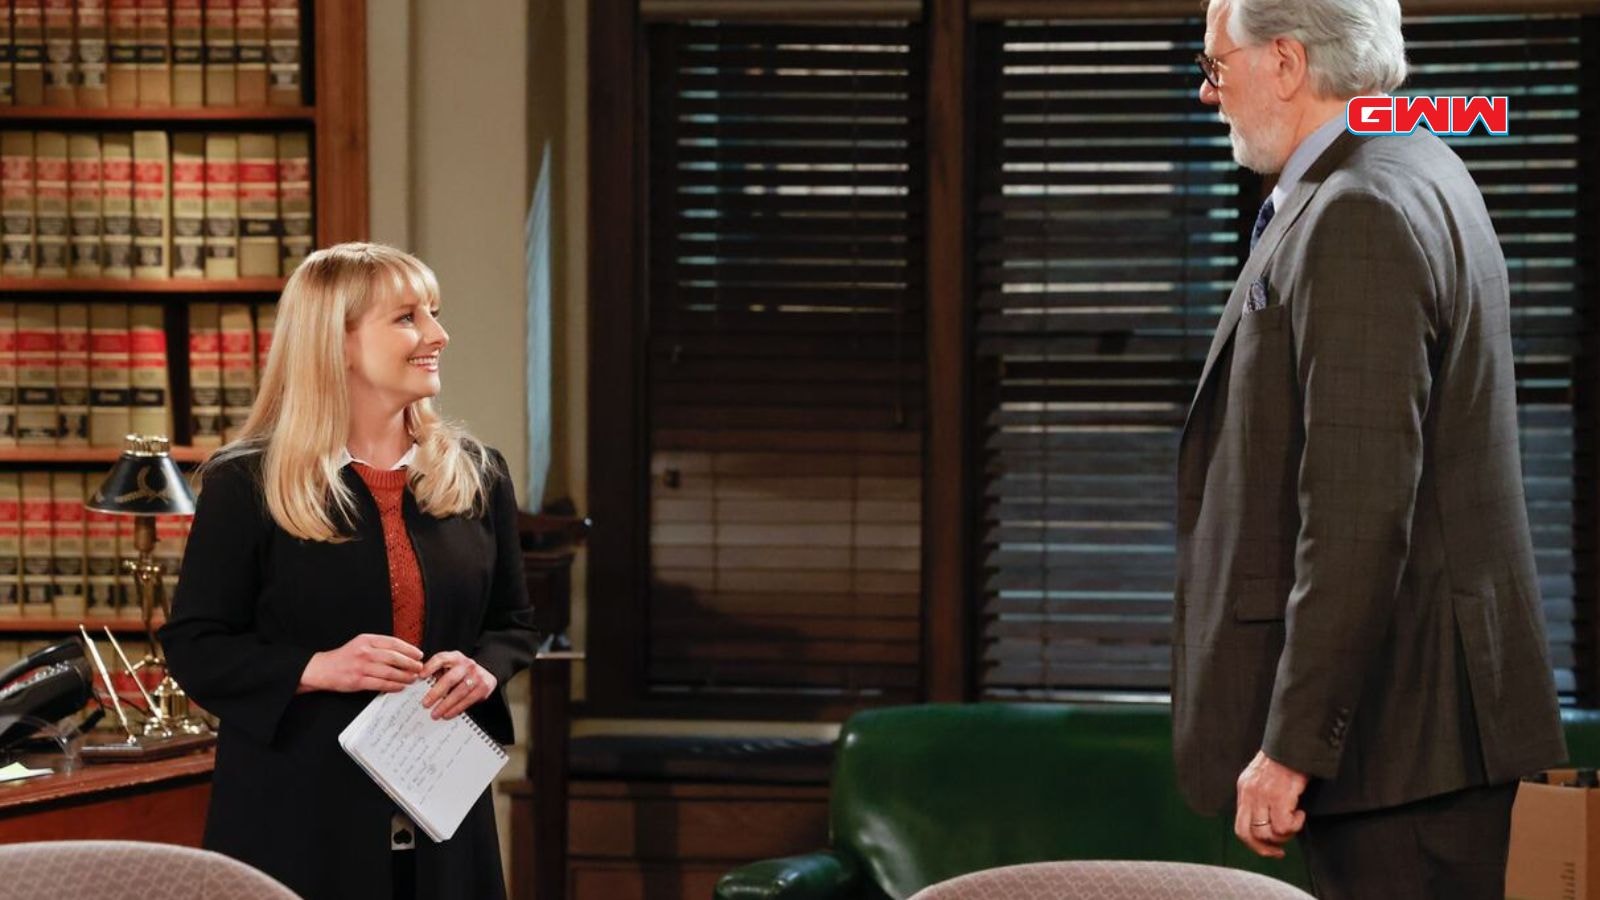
[1222,111,1290,175]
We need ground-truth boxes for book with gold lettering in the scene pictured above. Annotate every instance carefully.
[188,301,222,448]
[0,475,21,619]
[132,129,168,278]
[0,303,17,447]
[100,130,134,277]
[55,302,88,447]
[106,0,137,106]
[219,302,253,440]
[277,130,309,274]
[51,471,86,619]
[171,131,205,277]
[202,0,235,106]
[128,303,169,438]
[136,0,170,107]
[11,0,44,106]
[266,0,296,106]
[15,303,57,446]
[1,0,13,106]
[20,471,53,618]
[253,300,273,382]
[75,0,110,108]
[1,131,35,277]
[203,132,238,278]
[233,0,264,105]
[88,302,131,447]
[42,0,74,105]
[31,130,67,278]
[85,495,117,618]
[67,132,102,276]
[171,0,203,107]
[236,131,276,276]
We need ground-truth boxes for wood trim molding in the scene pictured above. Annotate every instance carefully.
[641,0,921,21]
[924,0,973,703]
[313,0,370,244]
[971,0,1600,19]
[587,0,647,715]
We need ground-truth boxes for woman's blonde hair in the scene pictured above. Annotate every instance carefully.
[210,242,494,541]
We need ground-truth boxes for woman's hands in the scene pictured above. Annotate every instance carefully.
[299,634,424,694]
[419,650,496,720]
[297,638,495,720]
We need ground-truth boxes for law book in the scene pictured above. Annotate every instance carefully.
[85,498,117,618]
[154,513,181,601]
[276,130,308,274]
[99,130,134,277]
[128,303,169,438]
[0,303,17,446]
[253,299,272,381]
[169,0,201,106]
[201,0,233,105]
[55,302,88,446]
[19,471,51,618]
[67,131,101,275]
[187,301,220,447]
[41,0,74,105]
[135,0,169,107]
[11,0,43,106]
[132,128,168,278]
[1,0,13,106]
[203,131,237,278]
[74,0,109,107]
[114,515,136,617]
[0,131,34,277]
[51,470,86,619]
[15,303,57,446]
[236,132,276,276]
[218,301,252,439]
[0,474,21,619]
[31,129,67,277]
[170,131,204,277]
[338,678,510,843]
[232,0,262,105]
[88,302,130,447]
[264,0,294,105]
[105,0,136,106]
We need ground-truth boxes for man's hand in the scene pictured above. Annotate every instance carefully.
[1234,750,1309,858]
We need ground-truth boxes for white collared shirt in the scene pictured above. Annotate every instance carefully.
[1268,111,1352,213]
[337,443,418,471]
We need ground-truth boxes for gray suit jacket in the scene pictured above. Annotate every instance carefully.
[1172,129,1566,816]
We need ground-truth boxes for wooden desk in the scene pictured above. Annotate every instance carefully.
[0,751,214,845]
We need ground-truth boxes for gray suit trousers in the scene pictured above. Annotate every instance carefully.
[1299,782,1518,900]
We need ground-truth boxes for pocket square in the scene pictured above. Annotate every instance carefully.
[1245,275,1270,313]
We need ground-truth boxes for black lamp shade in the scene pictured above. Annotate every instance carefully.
[86,436,197,516]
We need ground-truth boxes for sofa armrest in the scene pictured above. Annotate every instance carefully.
[715,851,863,900]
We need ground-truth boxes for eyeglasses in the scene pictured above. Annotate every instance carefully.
[1195,46,1249,89]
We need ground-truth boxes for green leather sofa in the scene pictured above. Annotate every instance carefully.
[714,703,1600,900]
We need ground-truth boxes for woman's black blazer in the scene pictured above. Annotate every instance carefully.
[159,447,536,900]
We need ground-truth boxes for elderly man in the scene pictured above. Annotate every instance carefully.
[1171,0,1567,896]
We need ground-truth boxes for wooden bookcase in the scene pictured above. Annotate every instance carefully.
[0,0,368,640]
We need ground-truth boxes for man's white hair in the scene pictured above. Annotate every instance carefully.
[1210,0,1408,98]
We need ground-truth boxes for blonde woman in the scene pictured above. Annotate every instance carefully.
[161,243,536,900]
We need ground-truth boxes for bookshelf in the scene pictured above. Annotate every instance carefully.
[0,0,368,641]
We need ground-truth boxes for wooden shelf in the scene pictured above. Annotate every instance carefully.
[0,447,210,465]
[0,618,158,634]
[0,277,286,295]
[0,106,315,123]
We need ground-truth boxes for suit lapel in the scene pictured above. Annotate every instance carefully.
[1180,132,1363,440]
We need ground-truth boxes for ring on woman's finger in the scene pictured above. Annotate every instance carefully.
[465,676,477,688]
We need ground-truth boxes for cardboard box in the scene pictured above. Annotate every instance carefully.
[1507,769,1600,899]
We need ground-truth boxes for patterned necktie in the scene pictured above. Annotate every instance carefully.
[1250,196,1276,251]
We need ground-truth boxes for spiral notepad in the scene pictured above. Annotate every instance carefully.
[337,676,509,842]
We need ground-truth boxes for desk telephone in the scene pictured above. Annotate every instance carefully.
[0,640,95,753]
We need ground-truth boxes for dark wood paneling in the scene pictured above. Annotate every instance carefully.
[312,0,368,244]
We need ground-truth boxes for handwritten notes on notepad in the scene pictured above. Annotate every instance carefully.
[338,677,509,842]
